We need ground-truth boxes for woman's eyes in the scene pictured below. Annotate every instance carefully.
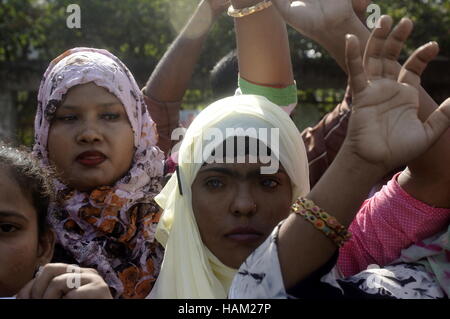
[56,115,77,122]
[204,178,279,189]
[0,223,19,234]
[205,179,224,189]
[261,178,279,189]
[55,113,120,122]
[100,113,120,120]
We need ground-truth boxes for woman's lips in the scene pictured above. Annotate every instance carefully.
[76,151,106,167]
[225,227,263,244]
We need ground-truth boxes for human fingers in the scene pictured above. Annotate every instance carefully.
[29,263,74,299]
[41,270,101,299]
[381,17,413,80]
[62,274,112,299]
[422,98,450,148]
[346,34,369,95]
[363,15,393,80]
[398,41,439,89]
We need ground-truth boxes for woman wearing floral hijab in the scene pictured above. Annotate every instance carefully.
[33,47,165,298]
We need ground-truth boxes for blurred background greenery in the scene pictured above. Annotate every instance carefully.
[1,0,449,145]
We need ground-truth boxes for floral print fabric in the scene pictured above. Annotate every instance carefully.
[229,220,446,299]
[34,47,165,298]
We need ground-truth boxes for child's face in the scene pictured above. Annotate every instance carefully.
[0,167,53,297]
[48,82,135,191]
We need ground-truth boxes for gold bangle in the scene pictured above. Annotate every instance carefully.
[227,0,273,18]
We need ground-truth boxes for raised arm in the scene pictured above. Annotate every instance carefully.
[337,15,450,276]
[272,0,442,121]
[145,0,228,102]
[143,0,228,155]
[231,0,294,88]
[274,0,450,265]
[277,16,450,289]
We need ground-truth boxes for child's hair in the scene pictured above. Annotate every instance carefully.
[0,143,55,235]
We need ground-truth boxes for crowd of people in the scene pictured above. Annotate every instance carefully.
[1,0,449,299]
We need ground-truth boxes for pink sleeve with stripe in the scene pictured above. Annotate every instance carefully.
[337,173,450,277]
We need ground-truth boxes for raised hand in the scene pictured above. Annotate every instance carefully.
[344,16,450,172]
[270,0,371,41]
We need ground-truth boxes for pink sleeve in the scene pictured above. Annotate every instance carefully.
[337,173,450,277]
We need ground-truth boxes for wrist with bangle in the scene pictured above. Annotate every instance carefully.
[291,197,352,247]
[228,0,272,18]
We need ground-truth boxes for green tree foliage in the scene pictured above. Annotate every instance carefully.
[3,0,446,83]
[0,0,237,84]
[287,0,450,71]
[379,0,450,57]
[1,0,448,145]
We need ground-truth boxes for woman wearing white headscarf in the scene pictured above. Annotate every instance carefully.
[149,94,310,298]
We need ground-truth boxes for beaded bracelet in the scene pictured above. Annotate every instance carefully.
[295,197,352,242]
[227,0,272,18]
[291,197,351,247]
[298,198,350,239]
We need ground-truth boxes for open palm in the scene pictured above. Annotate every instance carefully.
[345,16,450,171]
[271,0,371,40]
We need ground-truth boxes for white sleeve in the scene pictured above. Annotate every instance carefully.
[228,222,287,299]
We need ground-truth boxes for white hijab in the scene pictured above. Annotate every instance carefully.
[149,95,310,298]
